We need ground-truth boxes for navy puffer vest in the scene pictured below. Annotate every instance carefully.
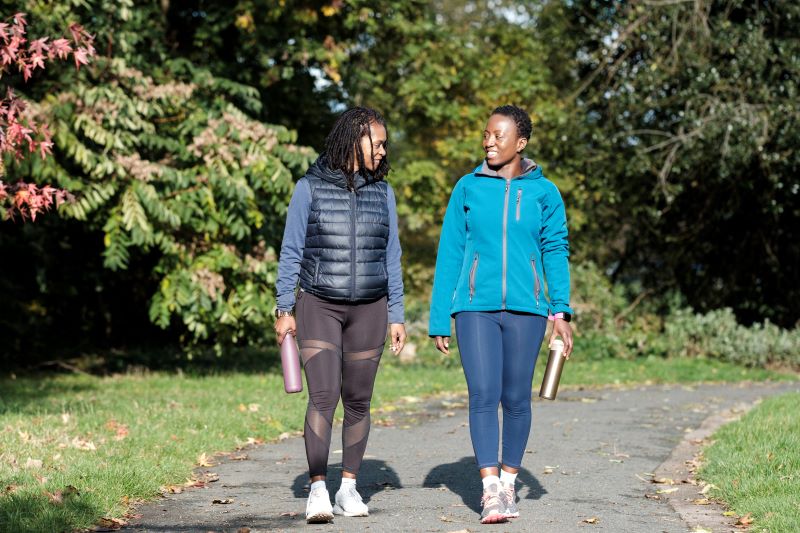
[298,157,390,302]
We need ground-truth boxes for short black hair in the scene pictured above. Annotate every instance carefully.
[491,105,532,140]
[325,106,390,188]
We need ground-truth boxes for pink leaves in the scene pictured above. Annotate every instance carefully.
[0,13,92,222]
[0,13,95,81]
[0,180,73,221]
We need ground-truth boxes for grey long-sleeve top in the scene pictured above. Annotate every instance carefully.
[275,177,405,323]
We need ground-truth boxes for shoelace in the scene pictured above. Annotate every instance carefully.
[481,492,501,508]
[503,485,515,502]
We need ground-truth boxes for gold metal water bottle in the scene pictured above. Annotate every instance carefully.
[539,339,566,400]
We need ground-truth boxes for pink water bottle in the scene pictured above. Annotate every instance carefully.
[280,333,303,393]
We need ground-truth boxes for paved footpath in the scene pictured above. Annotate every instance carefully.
[126,381,798,533]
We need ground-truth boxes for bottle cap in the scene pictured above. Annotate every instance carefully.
[550,339,565,350]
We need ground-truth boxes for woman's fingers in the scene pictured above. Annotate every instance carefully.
[434,336,450,355]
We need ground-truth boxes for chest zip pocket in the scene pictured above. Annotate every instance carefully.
[469,252,480,302]
[531,255,540,306]
[516,189,522,221]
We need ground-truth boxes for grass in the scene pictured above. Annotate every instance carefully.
[698,392,800,532]
[0,345,796,532]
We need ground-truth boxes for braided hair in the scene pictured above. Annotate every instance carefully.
[325,106,390,189]
[491,105,532,141]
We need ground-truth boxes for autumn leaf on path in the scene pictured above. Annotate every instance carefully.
[736,513,753,526]
[93,516,126,531]
[652,477,676,485]
[656,487,679,494]
[212,498,234,504]
[582,517,600,524]
[196,453,214,467]
[692,498,711,505]
[279,511,298,517]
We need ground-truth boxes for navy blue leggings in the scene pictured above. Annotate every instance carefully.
[455,311,547,470]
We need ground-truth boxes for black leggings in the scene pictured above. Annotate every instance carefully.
[296,290,388,478]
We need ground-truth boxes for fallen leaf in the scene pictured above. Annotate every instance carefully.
[196,453,214,467]
[609,459,624,463]
[24,458,43,469]
[61,413,71,424]
[447,530,471,533]
[237,528,251,533]
[162,484,183,494]
[439,515,455,522]
[231,454,248,461]
[691,528,713,533]
[278,432,291,440]
[4,485,19,495]
[700,483,717,495]
[656,488,679,494]
[723,511,738,517]
[652,477,676,485]
[71,437,97,451]
[95,516,126,530]
[47,490,64,505]
[736,513,753,526]
[692,498,711,505]
[582,517,600,524]
[279,511,297,517]
[543,467,554,474]
[212,498,234,504]
[238,404,247,412]
[248,403,260,412]
[644,493,661,500]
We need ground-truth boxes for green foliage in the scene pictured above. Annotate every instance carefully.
[551,0,800,326]
[3,2,315,353]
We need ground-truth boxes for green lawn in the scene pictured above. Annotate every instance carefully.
[0,353,795,532]
[699,392,800,532]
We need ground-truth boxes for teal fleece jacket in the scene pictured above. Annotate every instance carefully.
[428,159,573,337]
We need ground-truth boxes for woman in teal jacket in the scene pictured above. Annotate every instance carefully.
[429,105,574,524]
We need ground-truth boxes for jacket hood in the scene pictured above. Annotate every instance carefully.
[307,155,381,190]
[474,157,541,180]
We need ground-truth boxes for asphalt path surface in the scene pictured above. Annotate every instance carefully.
[126,381,798,533]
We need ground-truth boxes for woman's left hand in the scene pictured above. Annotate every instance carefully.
[389,323,407,355]
[550,319,574,359]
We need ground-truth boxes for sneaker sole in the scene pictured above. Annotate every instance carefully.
[306,511,334,523]
[506,511,520,518]
[332,504,368,517]
[480,512,508,524]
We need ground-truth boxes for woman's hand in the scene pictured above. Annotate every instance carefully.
[434,335,450,355]
[549,319,574,359]
[275,316,297,344]
[389,323,407,355]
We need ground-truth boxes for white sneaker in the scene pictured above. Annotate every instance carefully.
[333,484,369,517]
[305,486,334,523]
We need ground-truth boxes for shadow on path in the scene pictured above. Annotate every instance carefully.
[291,459,403,502]
[423,456,546,513]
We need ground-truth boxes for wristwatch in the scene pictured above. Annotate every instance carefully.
[275,309,294,319]
[553,312,572,323]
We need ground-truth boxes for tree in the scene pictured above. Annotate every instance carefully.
[1,2,314,361]
[551,0,800,326]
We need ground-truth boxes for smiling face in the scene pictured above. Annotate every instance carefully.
[354,121,387,173]
[483,114,527,168]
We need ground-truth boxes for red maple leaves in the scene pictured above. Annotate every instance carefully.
[0,12,95,221]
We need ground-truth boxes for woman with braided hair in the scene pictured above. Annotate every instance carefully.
[429,105,574,524]
[275,107,406,523]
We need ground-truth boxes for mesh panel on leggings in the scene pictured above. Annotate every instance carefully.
[300,339,340,477]
[341,346,383,475]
